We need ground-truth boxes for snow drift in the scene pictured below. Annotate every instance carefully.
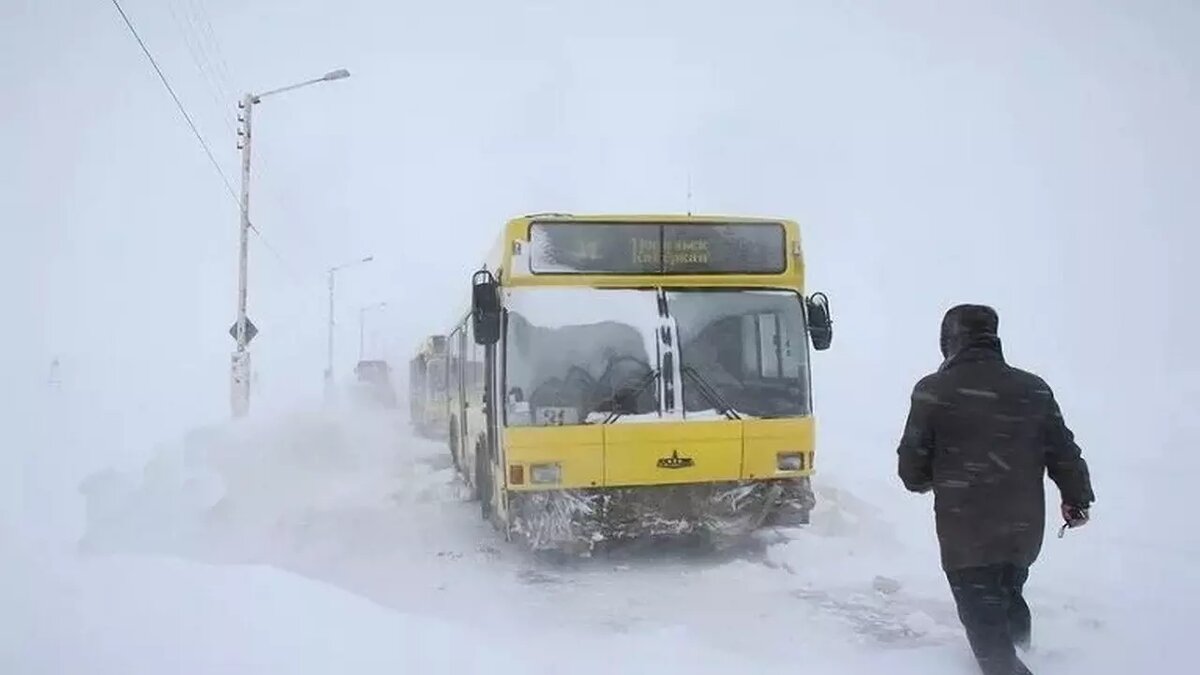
[10,402,1172,674]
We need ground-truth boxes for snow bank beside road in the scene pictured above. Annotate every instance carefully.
[9,549,495,675]
[7,547,905,675]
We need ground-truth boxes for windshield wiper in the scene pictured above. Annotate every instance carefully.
[680,365,741,421]
[602,368,661,424]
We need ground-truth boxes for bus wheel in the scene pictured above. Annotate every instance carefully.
[476,440,493,520]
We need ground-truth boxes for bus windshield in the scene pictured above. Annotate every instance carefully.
[666,290,811,418]
[505,288,661,427]
[503,287,811,425]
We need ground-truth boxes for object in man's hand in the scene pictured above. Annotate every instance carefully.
[1057,504,1090,537]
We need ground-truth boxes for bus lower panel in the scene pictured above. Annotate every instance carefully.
[410,412,449,440]
[507,478,814,552]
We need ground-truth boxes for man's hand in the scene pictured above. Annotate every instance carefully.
[1061,503,1090,528]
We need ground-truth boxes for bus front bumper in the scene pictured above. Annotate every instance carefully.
[506,477,814,552]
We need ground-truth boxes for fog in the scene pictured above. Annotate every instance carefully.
[5,0,1199,672]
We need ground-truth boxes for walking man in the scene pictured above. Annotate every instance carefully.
[897,304,1095,675]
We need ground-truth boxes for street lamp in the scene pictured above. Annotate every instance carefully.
[325,255,374,397]
[358,302,388,361]
[230,67,351,419]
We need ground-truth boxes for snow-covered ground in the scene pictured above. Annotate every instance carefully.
[7,390,1195,674]
[7,1,1198,672]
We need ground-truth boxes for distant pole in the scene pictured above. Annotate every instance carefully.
[358,302,387,361]
[324,256,374,399]
[686,172,693,216]
[325,269,336,397]
[48,358,61,389]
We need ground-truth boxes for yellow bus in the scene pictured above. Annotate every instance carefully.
[444,214,832,552]
[408,335,450,439]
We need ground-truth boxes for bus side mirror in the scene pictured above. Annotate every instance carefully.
[472,269,501,345]
[806,292,833,351]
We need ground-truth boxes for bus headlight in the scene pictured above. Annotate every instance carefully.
[776,452,805,472]
[530,463,562,485]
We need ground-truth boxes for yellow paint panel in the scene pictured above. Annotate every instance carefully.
[503,425,604,491]
[604,420,743,487]
[742,417,816,480]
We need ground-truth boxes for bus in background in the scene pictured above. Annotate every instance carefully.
[408,335,449,439]
[445,214,833,552]
[352,359,397,409]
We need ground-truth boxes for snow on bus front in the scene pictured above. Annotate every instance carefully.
[504,287,663,427]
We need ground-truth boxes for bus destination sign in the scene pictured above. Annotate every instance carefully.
[529,222,787,275]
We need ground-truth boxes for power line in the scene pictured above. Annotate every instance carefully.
[106,0,239,203]
[165,0,236,134]
[107,0,323,290]
[108,0,335,306]
[187,0,239,98]
[252,228,324,291]
[162,0,335,278]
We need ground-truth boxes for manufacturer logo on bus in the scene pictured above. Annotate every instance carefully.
[657,450,694,469]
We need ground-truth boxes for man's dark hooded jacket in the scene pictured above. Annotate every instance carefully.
[897,305,1095,571]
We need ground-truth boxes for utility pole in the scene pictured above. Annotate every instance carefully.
[227,68,350,418]
[359,302,387,361]
[324,256,374,400]
[325,269,336,396]
[230,93,254,418]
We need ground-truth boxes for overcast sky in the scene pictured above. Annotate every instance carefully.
[4,0,1198,496]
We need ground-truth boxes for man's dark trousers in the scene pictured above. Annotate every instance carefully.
[945,564,1033,675]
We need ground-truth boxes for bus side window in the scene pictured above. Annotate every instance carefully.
[758,313,782,378]
[741,312,794,379]
[780,316,800,378]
